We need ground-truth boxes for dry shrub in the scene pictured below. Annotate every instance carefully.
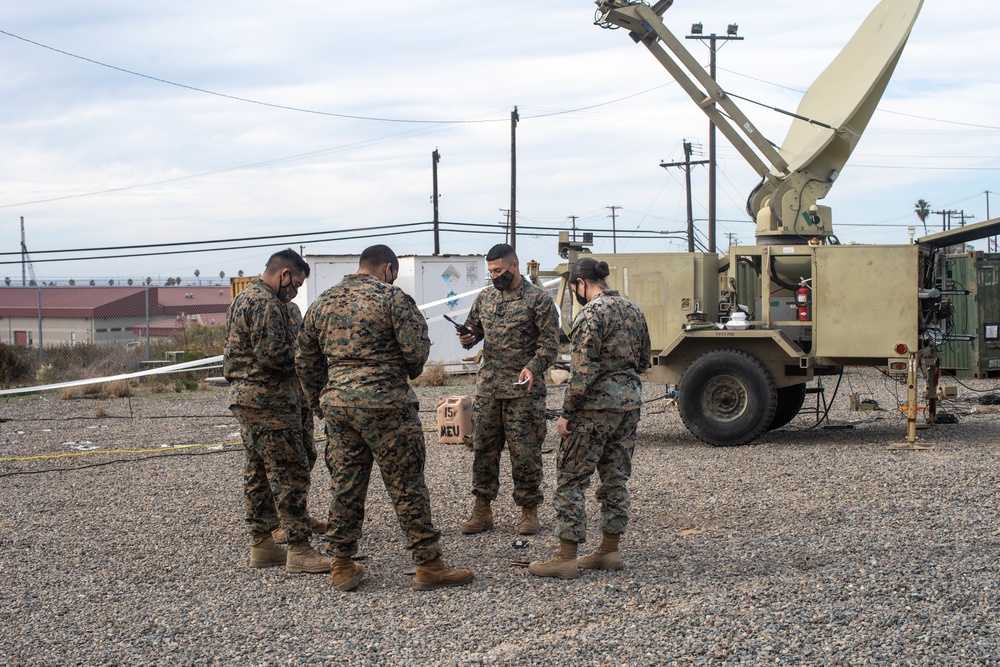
[60,379,131,400]
[94,404,108,418]
[411,362,447,387]
[105,380,131,398]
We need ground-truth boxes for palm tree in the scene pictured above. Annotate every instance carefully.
[194,269,201,285]
[145,277,152,286]
[914,199,931,235]
[238,269,244,278]
[127,278,134,286]
[219,270,225,281]
[68,279,76,286]
[3,276,10,286]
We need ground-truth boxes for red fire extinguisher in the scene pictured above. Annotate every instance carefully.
[796,279,811,321]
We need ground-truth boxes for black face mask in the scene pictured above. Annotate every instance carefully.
[384,266,395,285]
[278,272,296,303]
[492,269,515,292]
[573,281,587,307]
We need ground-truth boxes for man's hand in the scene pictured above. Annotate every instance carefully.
[458,331,477,348]
[557,416,571,438]
[516,368,534,391]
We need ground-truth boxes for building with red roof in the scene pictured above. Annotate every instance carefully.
[0,286,229,347]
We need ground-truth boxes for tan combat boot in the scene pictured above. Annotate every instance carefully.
[331,556,364,592]
[518,506,539,535]
[528,539,579,579]
[460,496,494,534]
[286,539,332,574]
[577,532,623,570]
[249,534,286,568]
[412,558,475,591]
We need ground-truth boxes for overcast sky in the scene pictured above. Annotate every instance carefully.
[1,0,998,283]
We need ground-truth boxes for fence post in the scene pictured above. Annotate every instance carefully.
[36,283,44,366]
[145,284,151,361]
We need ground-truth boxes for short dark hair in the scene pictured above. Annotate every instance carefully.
[265,248,310,278]
[570,257,610,284]
[486,243,517,263]
[359,244,399,272]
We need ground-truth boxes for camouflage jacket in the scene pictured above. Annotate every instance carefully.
[562,289,651,418]
[296,273,430,411]
[223,277,301,427]
[464,277,559,399]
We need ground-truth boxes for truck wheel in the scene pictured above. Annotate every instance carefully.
[768,384,807,431]
[679,349,777,447]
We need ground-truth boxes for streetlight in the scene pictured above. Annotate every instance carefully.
[687,22,743,254]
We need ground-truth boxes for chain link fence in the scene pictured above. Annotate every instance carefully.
[0,282,231,392]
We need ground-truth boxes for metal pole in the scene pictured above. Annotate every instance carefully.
[684,140,695,252]
[708,34,717,254]
[607,205,621,253]
[510,106,519,252]
[432,149,441,255]
[145,284,151,361]
[20,217,26,287]
[36,283,44,365]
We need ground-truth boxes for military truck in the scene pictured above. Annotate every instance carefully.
[539,0,1000,447]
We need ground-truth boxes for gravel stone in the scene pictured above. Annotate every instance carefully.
[1,370,998,665]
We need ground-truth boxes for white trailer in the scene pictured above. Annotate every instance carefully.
[293,253,487,367]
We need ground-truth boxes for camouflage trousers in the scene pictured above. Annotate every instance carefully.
[471,393,546,508]
[553,408,641,544]
[302,406,317,470]
[323,404,442,565]
[231,406,311,544]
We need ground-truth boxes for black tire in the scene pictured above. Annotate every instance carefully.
[768,384,807,431]
[678,349,777,447]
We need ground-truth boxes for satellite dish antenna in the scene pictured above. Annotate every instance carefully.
[752,0,924,241]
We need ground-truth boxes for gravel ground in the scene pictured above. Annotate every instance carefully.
[1,370,999,666]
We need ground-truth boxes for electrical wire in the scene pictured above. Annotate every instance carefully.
[0,445,241,478]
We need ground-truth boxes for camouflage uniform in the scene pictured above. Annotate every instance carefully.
[224,277,311,544]
[286,302,316,470]
[554,289,651,543]
[296,273,442,564]
[464,278,559,508]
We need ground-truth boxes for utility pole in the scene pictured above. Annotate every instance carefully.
[606,205,622,253]
[726,232,739,251]
[660,140,708,252]
[687,22,743,253]
[431,149,441,255]
[499,208,511,244]
[987,190,993,252]
[568,215,579,243]
[20,217,26,286]
[510,106,519,252]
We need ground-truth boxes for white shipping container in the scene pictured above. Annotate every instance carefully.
[294,254,488,366]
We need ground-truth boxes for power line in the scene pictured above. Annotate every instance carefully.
[0,222,427,257]
[0,29,672,127]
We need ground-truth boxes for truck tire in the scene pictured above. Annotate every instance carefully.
[678,349,777,447]
[768,384,807,431]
